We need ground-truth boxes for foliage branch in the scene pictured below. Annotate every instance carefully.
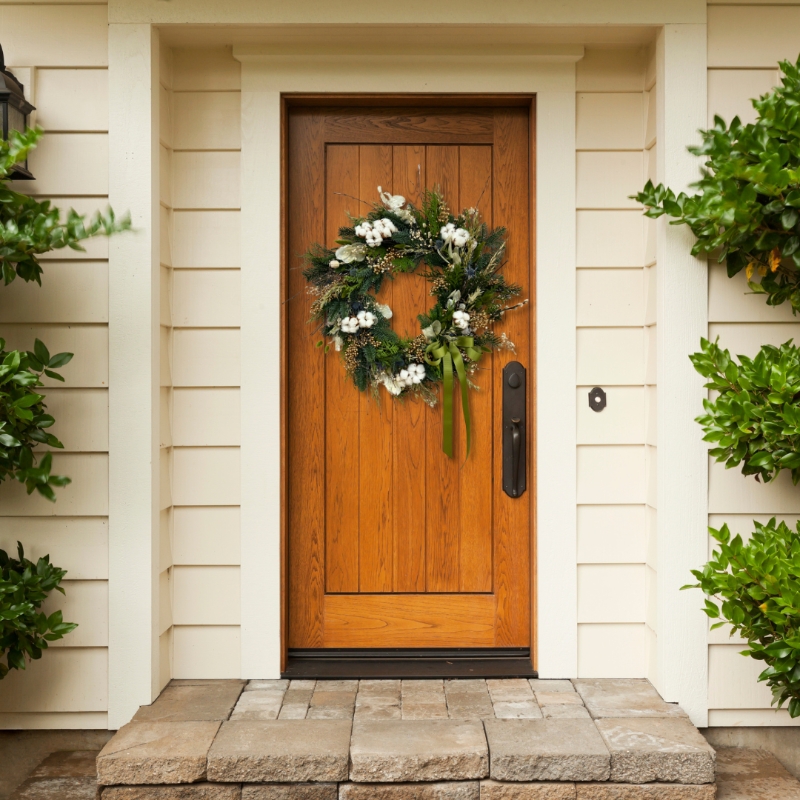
[635,55,800,312]
[685,519,800,717]
[0,127,130,498]
[691,338,800,484]
[0,542,76,679]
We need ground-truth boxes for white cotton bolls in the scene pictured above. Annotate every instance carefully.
[357,310,377,328]
[354,218,397,247]
[453,310,471,330]
[340,316,360,334]
[397,363,426,387]
[440,222,471,248]
[329,259,340,269]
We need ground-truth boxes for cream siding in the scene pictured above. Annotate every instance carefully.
[0,2,111,729]
[575,47,653,680]
[706,3,800,726]
[167,47,242,679]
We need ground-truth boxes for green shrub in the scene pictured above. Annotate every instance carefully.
[0,338,73,499]
[634,54,800,313]
[0,542,76,679]
[691,338,800,484]
[686,518,800,717]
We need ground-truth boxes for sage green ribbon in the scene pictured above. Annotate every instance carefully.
[425,336,483,458]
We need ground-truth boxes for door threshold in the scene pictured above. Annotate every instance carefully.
[283,648,538,679]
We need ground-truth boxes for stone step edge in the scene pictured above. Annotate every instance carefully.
[98,780,719,799]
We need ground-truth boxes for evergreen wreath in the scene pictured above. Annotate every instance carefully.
[302,186,526,458]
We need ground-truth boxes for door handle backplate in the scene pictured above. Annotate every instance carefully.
[502,361,526,498]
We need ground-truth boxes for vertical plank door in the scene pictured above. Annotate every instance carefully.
[287,103,533,650]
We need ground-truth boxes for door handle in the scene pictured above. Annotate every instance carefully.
[503,362,526,498]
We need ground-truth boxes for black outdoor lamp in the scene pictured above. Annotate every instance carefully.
[0,43,35,179]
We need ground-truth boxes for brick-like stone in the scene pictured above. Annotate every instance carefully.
[277,704,308,720]
[207,720,351,783]
[306,706,354,720]
[13,776,97,799]
[288,680,316,691]
[575,785,716,799]
[31,750,98,779]
[535,692,584,707]
[445,680,489,695]
[245,680,289,693]
[714,746,800,800]
[541,706,590,720]
[447,693,495,720]
[231,692,285,721]
[354,701,402,720]
[572,681,687,720]
[487,680,534,702]
[485,719,610,782]
[359,679,401,695]
[349,719,489,782]
[493,701,542,720]
[480,780,577,799]
[102,785,242,799]
[316,680,358,692]
[241,784,337,799]
[97,721,221,785]
[310,691,356,707]
[529,680,575,694]
[401,702,449,720]
[595,719,715,784]
[283,689,314,705]
[133,683,244,722]
[340,783,479,799]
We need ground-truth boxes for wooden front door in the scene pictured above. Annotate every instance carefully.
[286,101,533,652]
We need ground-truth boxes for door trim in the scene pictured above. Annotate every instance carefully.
[237,52,578,681]
[281,95,537,669]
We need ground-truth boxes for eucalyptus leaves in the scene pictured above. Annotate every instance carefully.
[302,187,524,457]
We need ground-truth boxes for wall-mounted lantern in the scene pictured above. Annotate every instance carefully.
[0,43,35,179]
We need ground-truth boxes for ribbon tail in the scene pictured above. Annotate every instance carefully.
[442,351,454,458]
[450,343,471,459]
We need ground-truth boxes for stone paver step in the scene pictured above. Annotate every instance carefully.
[92,678,722,796]
[715,747,800,799]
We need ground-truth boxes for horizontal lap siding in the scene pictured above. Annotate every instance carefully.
[707,5,800,726]
[575,47,652,679]
[169,47,242,678]
[0,3,110,727]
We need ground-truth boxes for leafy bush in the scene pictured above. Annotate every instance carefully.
[0,542,76,679]
[0,338,73,499]
[1,127,130,499]
[635,54,800,313]
[1,128,130,286]
[691,338,800,484]
[686,518,800,717]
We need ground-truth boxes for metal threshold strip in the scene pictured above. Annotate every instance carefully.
[283,648,537,679]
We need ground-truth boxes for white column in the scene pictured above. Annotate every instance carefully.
[536,86,579,679]
[108,23,161,728]
[656,23,709,726]
[238,73,283,678]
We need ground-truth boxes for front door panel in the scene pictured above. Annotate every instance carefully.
[287,103,533,650]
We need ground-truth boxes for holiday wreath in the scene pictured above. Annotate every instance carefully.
[302,187,526,458]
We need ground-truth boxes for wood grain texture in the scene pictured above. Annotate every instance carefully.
[324,594,495,647]
[424,145,462,594]
[392,145,427,593]
[358,145,394,593]
[287,110,326,647]
[324,145,360,594]
[287,104,532,650]
[323,109,494,144]
[492,108,531,646]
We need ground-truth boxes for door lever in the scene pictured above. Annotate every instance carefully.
[502,362,526,498]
